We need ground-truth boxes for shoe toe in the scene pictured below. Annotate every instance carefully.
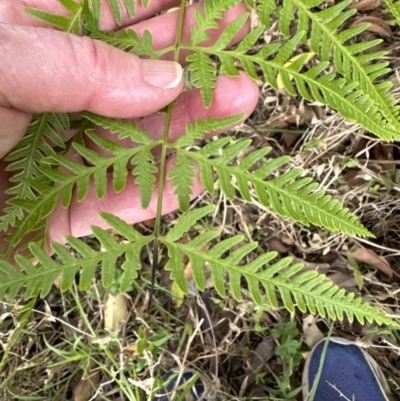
[152,368,207,401]
[303,337,389,401]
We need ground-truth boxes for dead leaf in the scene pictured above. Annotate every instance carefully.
[328,271,357,288]
[242,337,275,387]
[292,257,330,274]
[282,132,299,149]
[73,371,100,401]
[302,315,324,349]
[347,246,394,278]
[250,337,275,371]
[104,292,128,332]
[348,0,382,11]
[124,343,140,356]
[142,218,155,228]
[351,17,392,38]
[267,237,291,253]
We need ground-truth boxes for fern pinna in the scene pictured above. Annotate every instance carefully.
[0,0,399,328]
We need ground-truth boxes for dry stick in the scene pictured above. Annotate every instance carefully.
[190,282,220,395]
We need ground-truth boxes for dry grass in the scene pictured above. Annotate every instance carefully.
[2,2,400,400]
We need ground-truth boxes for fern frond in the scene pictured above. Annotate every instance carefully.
[45,131,159,203]
[87,29,158,58]
[171,114,245,148]
[195,29,396,140]
[161,221,396,326]
[167,153,196,212]
[257,0,276,29]
[182,139,372,237]
[190,0,242,46]
[382,0,400,25]
[256,0,400,140]
[130,147,158,209]
[187,51,217,108]
[106,0,135,26]
[83,112,151,143]
[2,131,159,256]
[0,113,68,233]
[0,213,151,298]
[25,0,83,34]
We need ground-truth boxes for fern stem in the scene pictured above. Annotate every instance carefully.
[149,0,187,307]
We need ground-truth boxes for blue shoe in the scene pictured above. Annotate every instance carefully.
[152,368,208,401]
[302,337,390,401]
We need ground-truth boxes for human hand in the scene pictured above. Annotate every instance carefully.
[0,0,259,250]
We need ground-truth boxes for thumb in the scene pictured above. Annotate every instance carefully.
[0,23,184,118]
[0,23,183,157]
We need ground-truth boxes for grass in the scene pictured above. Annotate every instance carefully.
[3,2,400,401]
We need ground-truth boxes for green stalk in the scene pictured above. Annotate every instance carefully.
[149,0,187,309]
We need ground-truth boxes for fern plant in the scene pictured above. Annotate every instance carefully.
[0,0,399,329]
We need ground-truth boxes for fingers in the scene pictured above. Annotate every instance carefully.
[0,23,183,118]
[47,72,260,246]
[0,107,32,158]
[0,0,180,30]
[129,3,250,62]
[91,72,260,152]
[99,0,180,31]
[46,159,204,245]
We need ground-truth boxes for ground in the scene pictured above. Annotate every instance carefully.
[1,1,400,400]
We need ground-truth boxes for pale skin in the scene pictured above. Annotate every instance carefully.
[0,0,259,252]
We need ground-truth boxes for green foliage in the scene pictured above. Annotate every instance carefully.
[382,0,400,25]
[1,0,399,331]
[0,113,68,235]
[182,0,400,140]
[87,29,158,58]
[178,139,371,237]
[25,0,83,34]
[267,321,303,399]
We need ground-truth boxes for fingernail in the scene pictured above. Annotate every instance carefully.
[142,59,183,89]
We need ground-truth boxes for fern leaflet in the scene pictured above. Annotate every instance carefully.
[0,113,68,233]
[180,139,372,238]
[25,0,83,34]
[0,213,151,298]
[159,209,396,326]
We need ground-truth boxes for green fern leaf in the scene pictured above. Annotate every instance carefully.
[0,113,68,233]
[256,0,400,140]
[88,29,158,58]
[161,237,398,327]
[25,0,83,34]
[2,127,157,257]
[212,13,249,50]
[208,43,396,140]
[257,0,276,29]
[382,0,400,25]
[172,115,244,148]
[167,153,196,212]
[0,218,151,298]
[190,0,242,46]
[83,112,151,144]
[183,140,372,237]
[187,51,217,108]
[107,0,123,26]
[123,0,135,17]
[130,147,158,209]
[165,205,215,242]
